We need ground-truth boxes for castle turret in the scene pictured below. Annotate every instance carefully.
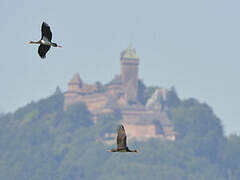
[120,45,139,104]
[64,73,83,110]
[67,73,83,92]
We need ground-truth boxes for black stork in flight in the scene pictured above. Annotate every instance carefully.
[108,124,138,152]
[27,22,62,59]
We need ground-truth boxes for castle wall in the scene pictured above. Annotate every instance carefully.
[81,93,108,113]
[107,84,123,98]
[124,124,157,140]
[64,92,79,110]
[68,84,81,92]
[121,109,156,124]
[64,92,108,114]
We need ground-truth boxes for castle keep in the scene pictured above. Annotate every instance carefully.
[64,46,175,141]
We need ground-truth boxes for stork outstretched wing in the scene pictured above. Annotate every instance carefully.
[38,44,51,58]
[117,124,127,150]
[41,22,52,41]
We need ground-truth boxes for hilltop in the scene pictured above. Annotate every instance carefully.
[0,86,239,179]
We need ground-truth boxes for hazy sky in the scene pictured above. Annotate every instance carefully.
[0,0,239,135]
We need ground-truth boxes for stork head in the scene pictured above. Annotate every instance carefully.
[52,43,62,48]
[117,124,125,131]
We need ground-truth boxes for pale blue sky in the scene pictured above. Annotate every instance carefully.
[0,0,239,135]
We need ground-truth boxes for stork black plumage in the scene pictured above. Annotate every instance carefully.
[109,124,138,152]
[27,22,62,59]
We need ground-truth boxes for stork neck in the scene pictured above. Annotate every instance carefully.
[110,148,118,152]
[29,40,41,44]
[126,147,137,152]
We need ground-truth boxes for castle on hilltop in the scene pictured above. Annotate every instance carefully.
[64,46,175,142]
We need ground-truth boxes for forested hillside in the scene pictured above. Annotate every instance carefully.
[0,88,239,180]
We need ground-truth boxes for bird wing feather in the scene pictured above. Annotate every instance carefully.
[117,125,127,149]
[41,22,52,41]
[38,45,51,59]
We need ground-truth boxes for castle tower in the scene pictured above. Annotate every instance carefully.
[64,73,83,110]
[120,45,139,103]
[67,73,83,92]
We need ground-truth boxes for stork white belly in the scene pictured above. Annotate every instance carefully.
[41,36,51,45]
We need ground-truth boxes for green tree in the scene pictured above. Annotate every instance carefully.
[63,102,93,131]
[218,135,240,179]
[166,86,180,107]
[95,113,120,137]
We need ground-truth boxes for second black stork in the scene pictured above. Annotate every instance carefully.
[108,124,138,153]
[27,22,62,59]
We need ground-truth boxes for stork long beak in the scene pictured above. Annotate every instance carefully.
[25,41,31,44]
[57,45,62,48]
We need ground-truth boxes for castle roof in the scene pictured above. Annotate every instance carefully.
[69,73,83,85]
[146,88,168,109]
[121,45,139,59]
[107,75,122,86]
